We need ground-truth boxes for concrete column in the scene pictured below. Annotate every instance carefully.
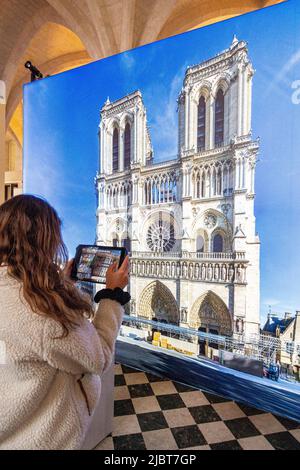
[0,80,6,204]
[184,90,189,150]
[134,109,137,162]
[247,73,253,134]
[209,95,214,149]
[250,163,255,193]
[119,127,124,172]
[142,112,146,165]
[103,125,109,174]
[242,67,248,135]
[190,98,196,150]
[204,96,209,150]
[130,125,134,165]
[187,168,191,197]
[98,183,102,207]
[237,66,243,136]
[140,180,144,205]
[99,124,103,174]
[183,170,187,197]
[224,89,230,145]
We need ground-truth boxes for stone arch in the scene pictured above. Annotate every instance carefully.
[211,227,229,252]
[189,290,232,335]
[5,14,94,137]
[192,208,231,239]
[158,2,265,40]
[6,50,90,127]
[195,228,209,253]
[191,81,211,103]
[109,117,121,133]
[212,74,231,97]
[120,111,134,128]
[138,281,179,324]
[3,7,68,92]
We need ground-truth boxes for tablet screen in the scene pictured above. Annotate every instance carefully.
[76,246,123,284]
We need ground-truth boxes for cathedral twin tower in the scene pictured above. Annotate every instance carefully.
[96,37,260,339]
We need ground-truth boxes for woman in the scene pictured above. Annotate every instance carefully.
[0,195,129,450]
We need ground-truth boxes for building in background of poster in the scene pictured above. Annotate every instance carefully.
[96,36,260,347]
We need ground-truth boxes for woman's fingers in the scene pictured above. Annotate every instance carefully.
[107,261,118,273]
[119,255,130,273]
[106,256,130,290]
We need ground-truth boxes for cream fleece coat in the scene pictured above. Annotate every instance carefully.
[0,266,124,450]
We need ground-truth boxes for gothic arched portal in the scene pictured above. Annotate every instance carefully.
[138,281,179,324]
[189,290,232,336]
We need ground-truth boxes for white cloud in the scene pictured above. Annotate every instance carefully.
[150,66,186,162]
[120,51,135,71]
[264,48,300,98]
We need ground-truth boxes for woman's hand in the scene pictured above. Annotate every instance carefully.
[106,255,130,290]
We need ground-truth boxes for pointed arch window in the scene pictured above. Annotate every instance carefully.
[215,89,224,146]
[124,123,131,170]
[213,233,223,253]
[197,96,206,151]
[112,128,119,171]
[196,235,204,253]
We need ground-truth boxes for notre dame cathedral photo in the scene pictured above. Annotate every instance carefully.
[95,36,260,345]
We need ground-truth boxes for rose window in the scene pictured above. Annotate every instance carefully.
[204,214,217,229]
[147,219,175,252]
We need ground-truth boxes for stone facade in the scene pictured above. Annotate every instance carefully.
[95,37,260,338]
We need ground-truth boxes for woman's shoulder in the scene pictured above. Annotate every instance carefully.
[0,267,47,329]
[0,265,19,286]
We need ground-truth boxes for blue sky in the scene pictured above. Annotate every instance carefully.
[23,0,300,326]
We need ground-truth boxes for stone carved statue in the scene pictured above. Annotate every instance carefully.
[131,262,136,275]
[180,307,188,323]
[171,262,176,277]
[214,264,219,280]
[130,300,136,315]
[207,264,212,280]
[222,264,227,281]
[236,264,243,283]
[228,265,234,282]
[166,262,170,277]
[151,262,155,275]
[202,302,216,320]
[156,262,159,276]
[146,262,150,275]
[183,263,188,278]
[236,317,244,333]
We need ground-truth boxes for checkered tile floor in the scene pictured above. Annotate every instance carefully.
[94,363,300,451]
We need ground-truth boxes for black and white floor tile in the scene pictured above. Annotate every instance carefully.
[94,363,300,451]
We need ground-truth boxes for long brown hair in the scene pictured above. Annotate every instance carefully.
[0,194,93,336]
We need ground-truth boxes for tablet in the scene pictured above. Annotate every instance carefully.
[71,244,127,284]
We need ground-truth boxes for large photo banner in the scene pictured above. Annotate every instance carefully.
[24,0,300,419]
